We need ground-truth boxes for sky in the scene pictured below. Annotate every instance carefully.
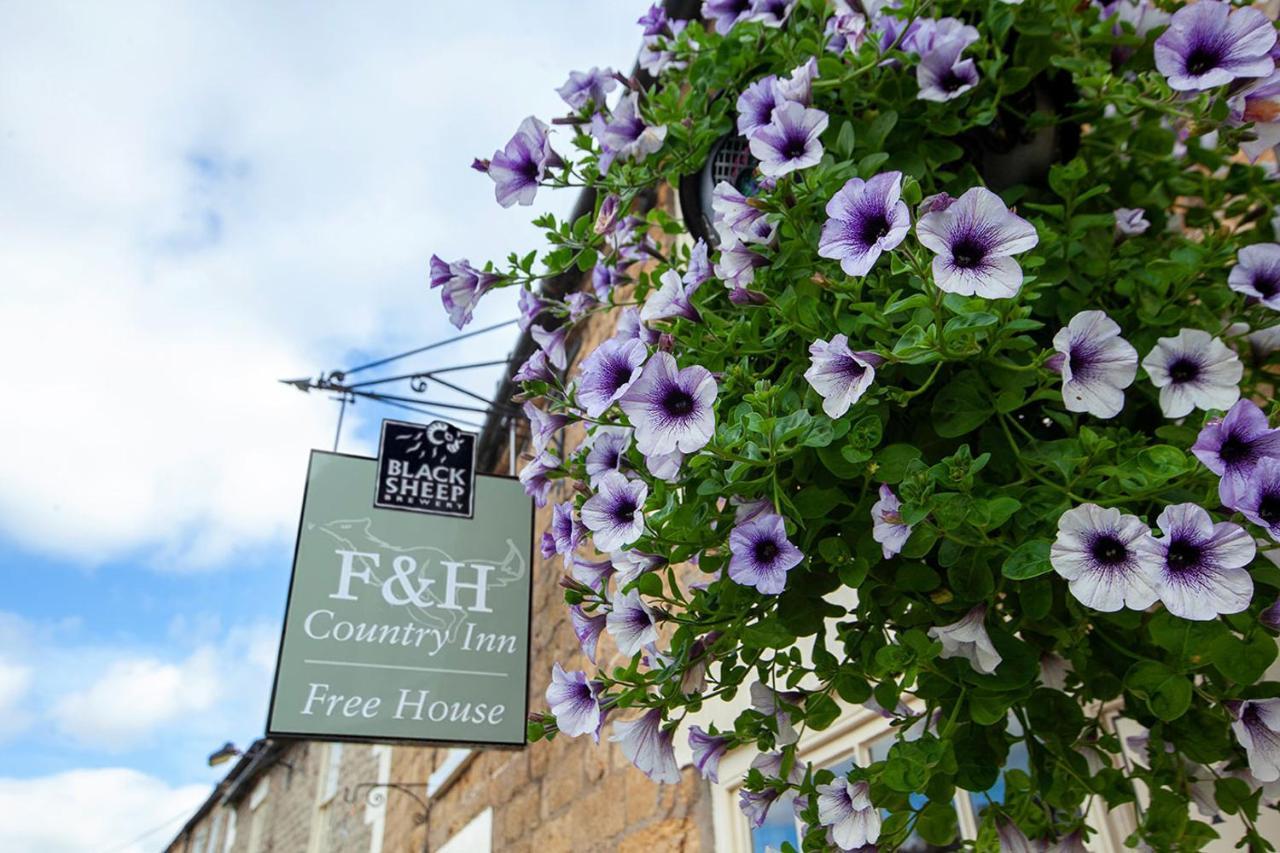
[0,2,651,850]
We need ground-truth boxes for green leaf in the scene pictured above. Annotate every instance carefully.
[1002,540,1053,580]
[1125,661,1193,721]
[806,693,841,731]
[742,620,797,649]
[931,371,994,437]
[1209,632,1278,685]
[875,444,923,483]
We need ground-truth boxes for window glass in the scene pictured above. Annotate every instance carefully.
[749,790,799,853]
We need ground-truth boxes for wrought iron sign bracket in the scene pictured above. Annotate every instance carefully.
[343,782,430,825]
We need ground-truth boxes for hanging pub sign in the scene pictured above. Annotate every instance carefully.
[267,433,532,747]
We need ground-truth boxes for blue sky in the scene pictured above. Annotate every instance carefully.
[0,2,650,849]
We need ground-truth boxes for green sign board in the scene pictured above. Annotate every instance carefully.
[267,450,533,746]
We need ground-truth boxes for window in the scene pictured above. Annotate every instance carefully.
[221,808,236,853]
[246,777,270,853]
[710,704,1121,853]
[438,807,492,853]
[427,748,473,797]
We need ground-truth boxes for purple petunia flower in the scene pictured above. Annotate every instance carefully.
[618,352,718,456]
[703,0,754,34]
[804,335,883,418]
[1229,243,1280,310]
[571,555,615,590]
[641,269,703,323]
[1114,207,1151,237]
[546,662,605,741]
[739,788,782,828]
[1154,1,1276,93]
[549,500,584,567]
[556,66,617,110]
[1230,70,1280,162]
[592,264,626,301]
[606,588,659,656]
[638,3,668,36]
[570,605,606,663]
[1050,503,1161,612]
[581,471,647,551]
[612,708,680,783]
[1230,699,1280,782]
[1148,503,1255,621]
[523,401,567,456]
[928,605,1003,674]
[872,484,913,558]
[531,323,568,371]
[909,16,980,55]
[825,2,868,51]
[728,512,804,594]
[818,171,910,276]
[595,94,667,172]
[915,186,1039,298]
[611,549,664,586]
[688,725,732,783]
[750,682,802,746]
[712,181,776,245]
[1142,329,1243,418]
[565,292,597,323]
[644,448,685,481]
[616,307,661,346]
[750,0,795,27]
[916,37,979,102]
[513,349,554,384]
[1261,596,1280,631]
[577,338,648,418]
[685,239,713,289]
[1191,399,1280,504]
[429,256,500,330]
[584,426,632,486]
[1233,457,1280,542]
[1049,310,1139,419]
[997,820,1037,853]
[638,20,687,77]
[519,450,559,508]
[517,287,549,331]
[486,116,557,208]
[715,237,769,291]
[817,780,881,850]
[748,101,829,178]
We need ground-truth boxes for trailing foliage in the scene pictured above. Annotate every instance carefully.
[432,1,1280,849]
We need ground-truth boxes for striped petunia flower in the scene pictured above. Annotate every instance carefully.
[1148,503,1255,621]
[612,708,680,783]
[817,171,910,277]
[1142,329,1242,419]
[748,101,829,177]
[618,352,718,456]
[1229,699,1280,782]
[569,605,606,663]
[484,116,558,208]
[727,512,804,594]
[1048,310,1138,419]
[1154,0,1276,92]
[577,338,648,418]
[915,187,1039,298]
[1050,504,1161,612]
[429,256,500,330]
[928,605,1003,674]
[606,588,659,656]
[580,471,647,551]
[1191,399,1280,504]
[687,725,732,783]
[545,662,605,741]
[804,335,882,419]
[1231,457,1280,543]
[817,780,881,850]
[1229,243,1280,310]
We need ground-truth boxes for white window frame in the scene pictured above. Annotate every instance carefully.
[427,748,474,798]
[221,807,237,853]
[438,806,492,853]
[320,741,344,805]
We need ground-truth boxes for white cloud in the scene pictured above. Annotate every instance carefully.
[0,0,650,567]
[51,649,223,748]
[0,768,209,853]
[0,610,278,753]
[0,661,33,735]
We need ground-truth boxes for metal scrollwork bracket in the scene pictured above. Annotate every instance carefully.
[343,782,430,826]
